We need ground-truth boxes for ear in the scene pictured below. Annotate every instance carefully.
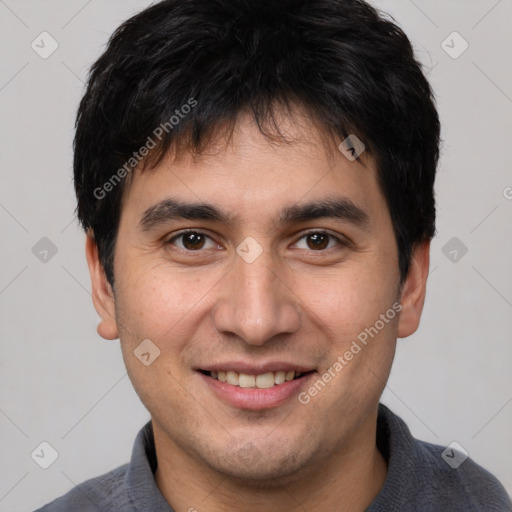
[85,231,119,340]
[397,240,430,338]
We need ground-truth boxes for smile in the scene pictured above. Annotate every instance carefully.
[203,370,308,389]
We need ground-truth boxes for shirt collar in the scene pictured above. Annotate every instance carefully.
[125,421,175,511]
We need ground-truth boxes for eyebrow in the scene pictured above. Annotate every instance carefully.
[278,198,369,227]
[139,198,234,231]
[138,197,370,232]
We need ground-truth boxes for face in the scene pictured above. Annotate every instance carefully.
[87,109,428,484]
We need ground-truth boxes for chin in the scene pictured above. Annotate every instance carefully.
[205,440,315,488]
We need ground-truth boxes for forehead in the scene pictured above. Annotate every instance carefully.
[120,108,385,226]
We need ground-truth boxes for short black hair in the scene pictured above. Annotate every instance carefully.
[74,0,440,285]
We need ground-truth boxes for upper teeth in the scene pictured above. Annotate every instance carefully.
[210,370,301,389]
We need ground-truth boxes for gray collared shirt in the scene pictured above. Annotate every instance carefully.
[35,404,512,511]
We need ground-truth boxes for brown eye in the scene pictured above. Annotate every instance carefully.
[294,231,343,251]
[169,231,217,251]
[306,233,330,250]
[182,232,205,250]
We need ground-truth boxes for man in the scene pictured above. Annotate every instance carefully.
[36,0,511,510]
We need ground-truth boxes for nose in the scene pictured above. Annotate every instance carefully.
[212,252,301,346]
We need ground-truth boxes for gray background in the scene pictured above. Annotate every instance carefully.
[1,0,511,510]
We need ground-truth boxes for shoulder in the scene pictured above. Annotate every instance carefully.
[33,463,133,512]
[372,404,512,511]
[412,439,512,511]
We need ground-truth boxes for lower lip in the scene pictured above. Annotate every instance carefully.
[199,372,314,410]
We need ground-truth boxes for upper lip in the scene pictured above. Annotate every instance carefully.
[197,362,316,374]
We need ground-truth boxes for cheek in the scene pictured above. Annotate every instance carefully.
[113,264,209,412]
[296,270,399,422]
[295,265,399,345]
[113,260,229,404]
[115,259,221,344]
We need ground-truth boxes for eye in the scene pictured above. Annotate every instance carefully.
[294,231,343,251]
[168,230,219,251]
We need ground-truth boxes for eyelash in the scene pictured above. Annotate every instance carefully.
[166,229,347,252]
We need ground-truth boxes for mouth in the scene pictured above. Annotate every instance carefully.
[197,362,317,410]
[200,369,313,389]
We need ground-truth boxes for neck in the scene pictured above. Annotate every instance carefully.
[154,413,387,512]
